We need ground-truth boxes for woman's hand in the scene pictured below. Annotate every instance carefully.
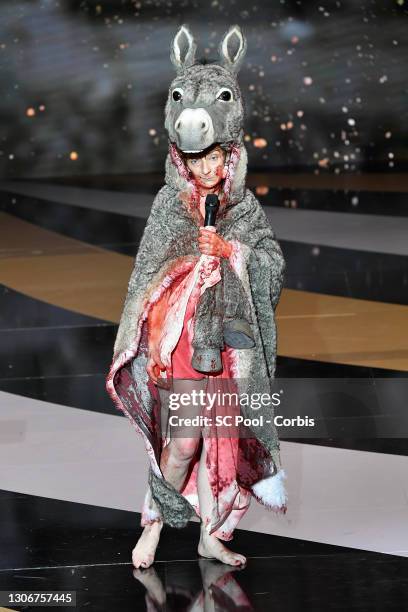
[146,340,166,385]
[198,227,233,258]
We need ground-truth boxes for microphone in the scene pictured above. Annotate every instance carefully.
[204,194,219,227]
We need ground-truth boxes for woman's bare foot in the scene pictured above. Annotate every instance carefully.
[132,520,163,569]
[198,527,247,566]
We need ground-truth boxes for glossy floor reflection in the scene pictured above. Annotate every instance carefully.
[5,556,406,611]
[0,490,407,611]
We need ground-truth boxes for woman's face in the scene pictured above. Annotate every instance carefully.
[185,146,227,189]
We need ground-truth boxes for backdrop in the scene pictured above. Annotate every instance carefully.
[1,0,407,178]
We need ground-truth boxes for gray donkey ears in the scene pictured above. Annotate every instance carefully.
[170,25,197,74]
[170,24,247,75]
[218,25,247,75]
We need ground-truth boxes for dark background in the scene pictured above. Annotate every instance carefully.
[1,0,407,179]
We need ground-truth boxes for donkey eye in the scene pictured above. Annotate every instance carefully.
[172,88,183,101]
[216,88,233,102]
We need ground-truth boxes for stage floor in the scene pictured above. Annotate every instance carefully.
[0,173,407,610]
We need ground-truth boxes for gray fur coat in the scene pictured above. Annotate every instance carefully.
[106,139,288,531]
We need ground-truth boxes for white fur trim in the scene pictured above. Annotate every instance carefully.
[142,507,161,522]
[251,469,287,509]
[141,487,162,525]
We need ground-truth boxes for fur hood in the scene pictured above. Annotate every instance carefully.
[164,140,249,207]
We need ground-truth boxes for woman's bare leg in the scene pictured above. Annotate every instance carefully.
[197,438,246,566]
[132,380,203,569]
[132,379,207,568]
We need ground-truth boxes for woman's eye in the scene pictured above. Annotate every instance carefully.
[172,88,183,101]
[217,89,232,102]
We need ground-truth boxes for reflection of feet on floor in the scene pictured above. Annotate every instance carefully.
[198,557,244,589]
[132,566,166,606]
[198,529,247,566]
[132,520,163,569]
[198,558,254,612]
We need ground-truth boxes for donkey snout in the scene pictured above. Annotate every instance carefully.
[174,108,215,152]
[175,108,211,133]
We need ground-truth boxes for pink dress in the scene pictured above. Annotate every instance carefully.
[156,249,253,541]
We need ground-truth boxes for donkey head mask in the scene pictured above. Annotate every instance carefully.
[164,24,249,207]
[165,24,247,154]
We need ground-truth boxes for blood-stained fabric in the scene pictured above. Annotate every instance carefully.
[159,249,248,540]
[106,136,288,534]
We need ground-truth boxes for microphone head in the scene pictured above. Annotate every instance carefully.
[205,194,219,207]
[204,194,219,227]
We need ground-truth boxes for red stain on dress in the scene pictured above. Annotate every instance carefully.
[162,264,267,541]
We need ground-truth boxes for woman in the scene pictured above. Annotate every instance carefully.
[106,23,287,574]
[133,144,250,568]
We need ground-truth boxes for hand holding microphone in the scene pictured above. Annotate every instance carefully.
[198,194,233,258]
